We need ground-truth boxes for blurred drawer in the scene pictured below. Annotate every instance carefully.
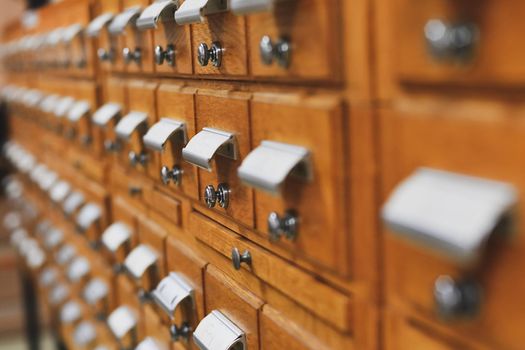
[110,165,153,211]
[66,81,99,153]
[121,0,155,73]
[244,93,347,275]
[162,236,207,348]
[94,77,127,159]
[188,5,247,76]
[385,313,485,350]
[238,0,341,81]
[115,80,158,178]
[74,179,108,246]
[188,89,253,226]
[380,105,525,349]
[143,305,172,348]
[190,212,353,333]
[150,83,198,200]
[393,0,525,86]
[89,0,121,72]
[144,188,182,227]
[202,265,263,350]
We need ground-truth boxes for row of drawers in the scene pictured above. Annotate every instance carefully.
[1,0,340,82]
[3,78,349,277]
[5,141,354,349]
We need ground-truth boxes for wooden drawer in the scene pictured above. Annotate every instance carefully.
[110,165,153,211]
[153,84,198,200]
[75,178,109,246]
[203,265,263,350]
[68,81,99,153]
[96,77,127,159]
[150,7,192,75]
[192,89,253,227]
[242,0,341,81]
[92,0,122,72]
[164,236,207,348]
[191,11,247,76]
[143,304,172,348]
[143,188,182,228]
[385,313,485,350]
[390,0,525,86]
[190,212,353,333]
[118,80,158,178]
[103,196,140,267]
[247,93,347,275]
[260,304,353,350]
[380,104,525,349]
[122,0,154,73]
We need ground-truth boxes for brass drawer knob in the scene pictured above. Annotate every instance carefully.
[122,47,142,64]
[434,275,482,319]
[204,183,230,208]
[160,165,183,185]
[424,19,478,61]
[267,211,298,241]
[197,42,223,67]
[155,45,176,66]
[231,247,251,270]
[260,35,291,68]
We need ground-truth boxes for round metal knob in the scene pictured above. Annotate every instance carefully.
[128,151,148,167]
[160,165,183,185]
[80,135,91,146]
[231,247,251,270]
[204,183,230,209]
[434,275,482,319]
[122,47,142,64]
[97,48,114,62]
[155,45,176,66]
[267,211,298,241]
[424,19,477,61]
[197,42,223,67]
[128,186,142,196]
[259,35,291,68]
[170,323,192,341]
[104,140,119,152]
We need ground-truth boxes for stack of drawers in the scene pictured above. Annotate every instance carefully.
[0,0,370,349]
[3,0,525,349]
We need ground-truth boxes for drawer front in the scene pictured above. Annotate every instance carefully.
[122,0,154,73]
[144,304,172,347]
[250,93,347,274]
[246,0,340,81]
[121,80,159,177]
[385,313,485,350]
[194,90,253,226]
[98,78,127,158]
[393,0,525,86]
[190,212,353,333]
[143,188,182,227]
[166,236,207,335]
[72,81,99,153]
[155,84,198,200]
[136,217,167,291]
[191,13,247,76]
[381,106,525,349]
[107,196,141,265]
[110,165,152,210]
[152,18,192,75]
[204,265,263,350]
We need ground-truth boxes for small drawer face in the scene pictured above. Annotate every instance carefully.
[134,218,166,291]
[194,92,253,227]
[122,81,158,177]
[192,14,247,76]
[250,94,347,274]
[97,78,127,157]
[144,305,172,347]
[122,0,153,73]
[246,0,340,80]
[393,0,525,86]
[166,237,206,331]
[204,266,263,350]
[95,0,122,72]
[381,108,525,348]
[155,85,198,199]
[107,196,140,264]
[385,314,476,350]
[74,82,99,153]
[153,22,192,75]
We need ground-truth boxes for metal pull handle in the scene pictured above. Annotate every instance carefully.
[231,247,251,270]
[128,150,149,166]
[267,211,298,241]
[197,42,223,67]
[424,19,478,62]
[259,35,291,68]
[155,45,176,66]
[204,183,230,208]
[434,275,482,319]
